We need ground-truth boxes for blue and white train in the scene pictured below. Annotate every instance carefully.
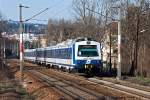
[24,37,102,74]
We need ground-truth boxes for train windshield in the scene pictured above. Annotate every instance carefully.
[78,45,98,57]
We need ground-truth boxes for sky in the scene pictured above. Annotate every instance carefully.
[0,0,74,24]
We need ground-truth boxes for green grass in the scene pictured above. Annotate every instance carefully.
[0,81,32,99]
[131,76,150,86]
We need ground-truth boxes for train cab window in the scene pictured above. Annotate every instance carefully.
[78,45,98,57]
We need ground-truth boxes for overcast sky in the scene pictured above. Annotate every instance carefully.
[0,0,74,24]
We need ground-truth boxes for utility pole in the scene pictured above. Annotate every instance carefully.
[19,4,24,82]
[109,28,112,73]
[1,32,6,69]
[3,35,5,66]
[16,40,19,57]
[19,4,29,83]
[18,4,53,83]
[0,35,2,68]
[2,32,6,61]
[117,7,121,80]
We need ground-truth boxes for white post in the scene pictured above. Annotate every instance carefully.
[19,4,24,82]
[117,7,121,80]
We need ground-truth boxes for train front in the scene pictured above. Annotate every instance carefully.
[73,38,102,75]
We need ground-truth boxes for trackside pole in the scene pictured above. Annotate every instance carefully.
[117,8,121,80]
[19,4,24,82]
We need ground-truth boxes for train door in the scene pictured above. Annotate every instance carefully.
[44,48,46,64]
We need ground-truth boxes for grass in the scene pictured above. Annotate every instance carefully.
[0,81,32,99]
[133,76,150,86]
[0,82,14,91]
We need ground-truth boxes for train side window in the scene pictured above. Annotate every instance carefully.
[47,50,48,57]
[58,49,60,58]
[64,49,66,59]
[67,49,69,59]
[52,50,54,58]
[50,50,52,57]
[49,50,50,57]
[47,50,49,57]
[60,49,62,58]
[51,50,52,57]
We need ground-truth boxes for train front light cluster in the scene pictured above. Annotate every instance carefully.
[85,64,93,69]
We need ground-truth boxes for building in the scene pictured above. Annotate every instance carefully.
[39,34,49,47]
[8,33,38,42]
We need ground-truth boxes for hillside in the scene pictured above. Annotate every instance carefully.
[4,20,47,34]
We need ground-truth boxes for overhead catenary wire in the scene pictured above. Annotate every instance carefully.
[25,0,70,22]
[31,19,48,22]
[86,7,115,21]
[25,7,50,22]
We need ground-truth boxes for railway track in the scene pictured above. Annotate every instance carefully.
[40,69,150,100]
[6,59,150,100]
[26,70,109,100]
[96,77,150,92]
[88,78,150,100]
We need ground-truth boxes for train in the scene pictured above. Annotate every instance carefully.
[24,37,102,75]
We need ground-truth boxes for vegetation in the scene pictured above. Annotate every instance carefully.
[126,76,150,86]
[44,0,150,78]
[0,81,32,99]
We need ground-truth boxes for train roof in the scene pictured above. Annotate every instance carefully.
[75,37,96,42]
[36,47,45,51]
[56,39,74,46]
[25,37,98,50]
[46,37,98,49]
[45,39,75,49]
[55,37,96,47]
[24,48,36,52]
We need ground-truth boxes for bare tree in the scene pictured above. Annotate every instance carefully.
[72,0,98,37]
[120,0,150,77]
